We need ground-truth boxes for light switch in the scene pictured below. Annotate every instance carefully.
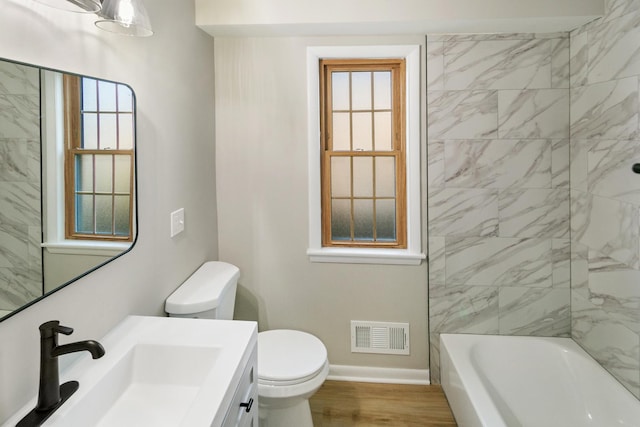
[170,208,185,237]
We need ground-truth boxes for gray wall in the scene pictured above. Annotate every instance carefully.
[42,252,111,293]
[0,1,218,422]
[570,0,640,398]
[427,32,572,382]
[214,36,430,371]
[0,61,42,312]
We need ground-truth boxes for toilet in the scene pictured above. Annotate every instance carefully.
[164,261,329,427]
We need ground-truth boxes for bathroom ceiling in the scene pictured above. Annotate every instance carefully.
[195,0,604,36]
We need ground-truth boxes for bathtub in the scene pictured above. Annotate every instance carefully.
[440,334,640,427]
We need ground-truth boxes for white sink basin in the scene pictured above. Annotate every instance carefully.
[62,344,221,426]
[4,316,257,427]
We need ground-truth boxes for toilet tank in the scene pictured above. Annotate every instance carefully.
[164,261,239,320]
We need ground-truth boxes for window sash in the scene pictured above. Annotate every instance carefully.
[320,59,406,248]
[63,75,134,242]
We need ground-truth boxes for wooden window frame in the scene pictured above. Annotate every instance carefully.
[63,74,134,242]
[319,58,407,249]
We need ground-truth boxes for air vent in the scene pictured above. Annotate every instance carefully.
[350,321,410,355]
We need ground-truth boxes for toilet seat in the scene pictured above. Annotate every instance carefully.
[258,330,328,386]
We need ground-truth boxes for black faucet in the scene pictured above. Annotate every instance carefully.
[17,321,105,427]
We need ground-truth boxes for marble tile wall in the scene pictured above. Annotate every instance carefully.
[427,33,571,382]
[0,61,42,311]
[570,0,640,399]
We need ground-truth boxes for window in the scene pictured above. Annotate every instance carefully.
[63,75,134,242]
[320,59,406,248]
[307,45,424,265]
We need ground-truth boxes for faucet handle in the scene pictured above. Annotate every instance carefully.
[39,320,74,338]
[54,324,74,335]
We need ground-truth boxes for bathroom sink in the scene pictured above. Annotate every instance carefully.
[4,316,257,427]
[58,344,221,426]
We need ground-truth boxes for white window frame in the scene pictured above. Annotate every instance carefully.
[306,45,424,265]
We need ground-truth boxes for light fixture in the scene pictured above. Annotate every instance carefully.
[94,0,153,37]
[33,0,154,37]
[34,0,102,13]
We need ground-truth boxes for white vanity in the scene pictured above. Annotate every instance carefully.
[3,316,258,427]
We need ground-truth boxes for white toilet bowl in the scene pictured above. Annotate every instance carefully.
[257,329,329,427]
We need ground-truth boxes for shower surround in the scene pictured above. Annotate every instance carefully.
[0,61,42,313]
[428,0,640,398]
[569,0,640,398]
[427,32,572,382]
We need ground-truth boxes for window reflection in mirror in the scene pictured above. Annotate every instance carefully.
[0,59,136,321]
[63,75,134,242]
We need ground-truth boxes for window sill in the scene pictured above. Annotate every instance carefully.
[42,241,131,257]
[307,247,426,265]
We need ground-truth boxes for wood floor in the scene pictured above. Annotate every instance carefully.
[309,380,458,426]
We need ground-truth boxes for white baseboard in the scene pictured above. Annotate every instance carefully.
[327,364,430,385]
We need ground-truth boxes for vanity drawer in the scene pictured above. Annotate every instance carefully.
[221,347,258,427]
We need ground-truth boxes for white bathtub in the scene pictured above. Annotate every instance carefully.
[440,334,640,427]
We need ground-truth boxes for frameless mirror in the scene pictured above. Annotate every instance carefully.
[0,58,137,321]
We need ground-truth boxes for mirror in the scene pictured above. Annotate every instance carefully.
[0,57,137,321]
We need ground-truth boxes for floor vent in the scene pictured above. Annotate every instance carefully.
[350,321,410,355]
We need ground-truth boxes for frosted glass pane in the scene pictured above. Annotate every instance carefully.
[374,112,392,151]
[353,157,373,197]
[99,114,117,149]
[95,155,113,193]
[374,72,391,110]
[75,155,93,192]
[331,157,351,198]
[332,112,350,151]
[351,72,371,110]
[352,112,372,151]
[98,80,117,111]
[375,157,396,197]
[354,199,374,241]
[95,195,113,234]
[82,78,97,111]
[76,194,94,233]
[331,72,349,111]
[376,199,396,241]
[331,199,351,241]
[114,155,131,193]
[117,85,133,112]
[114,195,130,236]
[82,113,98,149]
[118,114,134,149]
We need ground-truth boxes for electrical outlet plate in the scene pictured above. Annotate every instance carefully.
[170,208,185,237]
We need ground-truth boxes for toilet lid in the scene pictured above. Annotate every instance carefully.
[258,330,327,385]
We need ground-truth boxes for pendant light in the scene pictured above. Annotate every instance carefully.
[33,0,102,13]
[94,0,153,37]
